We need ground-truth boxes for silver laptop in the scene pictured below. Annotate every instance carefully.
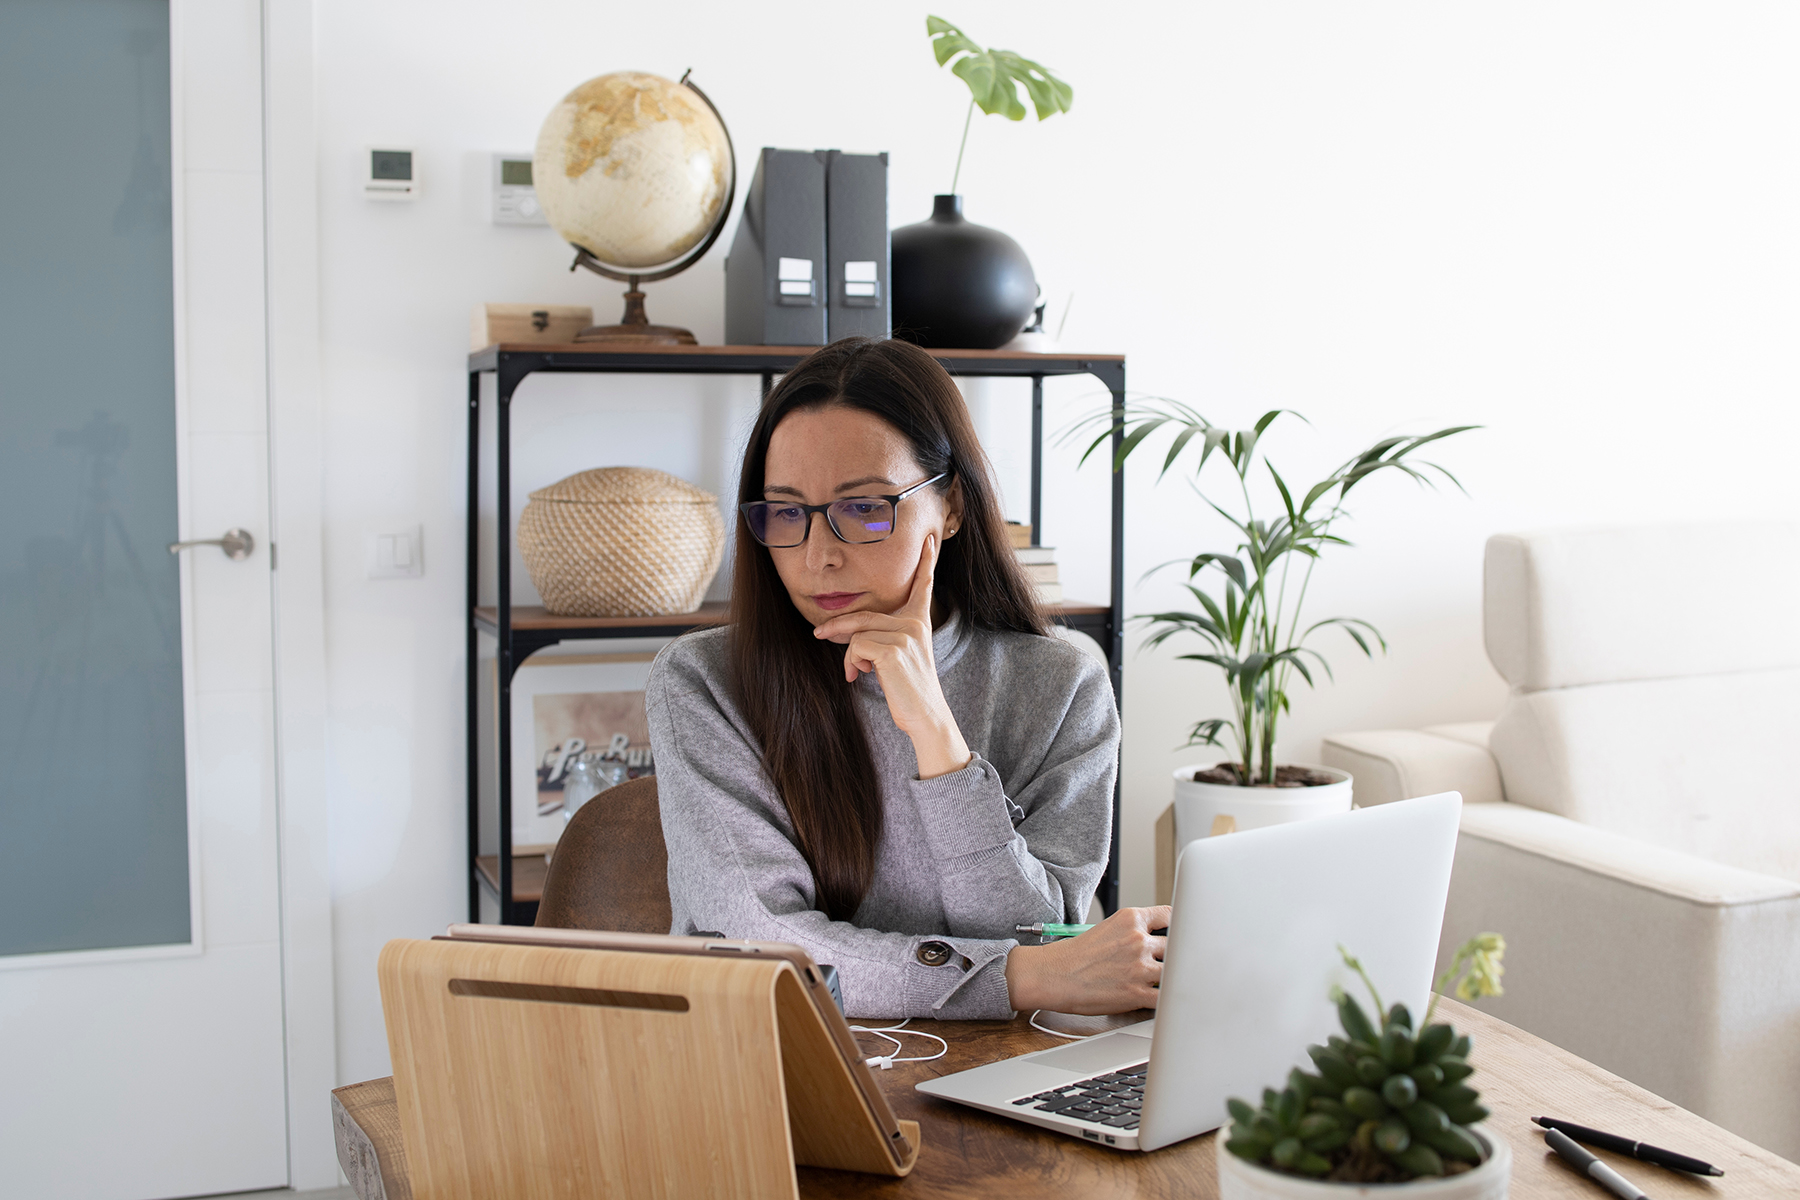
[916,791,1462,1152]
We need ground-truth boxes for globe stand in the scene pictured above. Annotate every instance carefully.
[573,270,696,345]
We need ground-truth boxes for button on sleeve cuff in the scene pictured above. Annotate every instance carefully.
[901,936,1017,1021]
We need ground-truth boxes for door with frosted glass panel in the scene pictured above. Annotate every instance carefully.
[0,2,289,1197]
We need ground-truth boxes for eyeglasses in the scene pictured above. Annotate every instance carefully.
[740,473,949,548]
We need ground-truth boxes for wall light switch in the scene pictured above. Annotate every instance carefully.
[368,525,423,579]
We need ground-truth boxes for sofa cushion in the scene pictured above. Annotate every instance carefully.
[1421,723,1495,749]
[1490,667,1800,882]
[1484,523,1800,691]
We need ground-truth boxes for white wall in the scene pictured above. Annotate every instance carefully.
[311,0,1800,1083]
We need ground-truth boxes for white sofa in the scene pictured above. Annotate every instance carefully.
[1323,523,1800,1161]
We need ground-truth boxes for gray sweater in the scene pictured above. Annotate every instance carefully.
[645,613,1119,1020]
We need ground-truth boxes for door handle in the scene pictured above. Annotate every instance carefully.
[168,528,255,561]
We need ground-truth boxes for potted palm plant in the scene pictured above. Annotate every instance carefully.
[1220,937,1510,1198]
[1073,403,1475,845]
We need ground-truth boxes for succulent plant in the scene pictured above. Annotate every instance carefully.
[1224,939,1504,1183]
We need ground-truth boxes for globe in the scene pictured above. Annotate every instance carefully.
[533,71,732,272]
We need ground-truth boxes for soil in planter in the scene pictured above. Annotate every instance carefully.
[1258,1141,1479,1185]
[1327,1141,1477,1183]
[1191,763,1338,788]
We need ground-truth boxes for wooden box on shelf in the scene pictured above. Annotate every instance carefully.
[470,303,593,350]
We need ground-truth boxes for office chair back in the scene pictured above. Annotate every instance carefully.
[535,775,673,934]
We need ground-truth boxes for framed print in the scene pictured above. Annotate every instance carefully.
[505,653,657,847]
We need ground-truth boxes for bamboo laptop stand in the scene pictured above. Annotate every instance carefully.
[379,932,920,1199]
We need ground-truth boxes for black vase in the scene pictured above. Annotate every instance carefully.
[890,195,1037,350]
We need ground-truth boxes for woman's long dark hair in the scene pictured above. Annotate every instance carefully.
[729,338,1047,920]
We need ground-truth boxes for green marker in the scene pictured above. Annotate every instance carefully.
[1015,923,1094,940]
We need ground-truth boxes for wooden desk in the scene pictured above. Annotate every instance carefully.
[332,999,1799,1198]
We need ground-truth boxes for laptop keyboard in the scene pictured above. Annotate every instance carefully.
[1012,1062,1147,1130]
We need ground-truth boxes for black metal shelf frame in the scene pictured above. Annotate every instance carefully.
[466,345,1127,925]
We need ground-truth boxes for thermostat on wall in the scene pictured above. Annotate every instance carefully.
[492,153,547,225]
[364,146,417,200]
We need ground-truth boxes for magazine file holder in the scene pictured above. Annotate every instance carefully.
[379,938,920,1199]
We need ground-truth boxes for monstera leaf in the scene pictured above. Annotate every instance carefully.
[927,16,1073,121]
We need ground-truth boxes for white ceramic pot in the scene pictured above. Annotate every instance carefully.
[1217,1125,1511,1200]
[1172,762,1353,848]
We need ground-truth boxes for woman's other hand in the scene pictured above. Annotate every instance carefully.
[1004,906,1171,1015]
[811,534,972,779]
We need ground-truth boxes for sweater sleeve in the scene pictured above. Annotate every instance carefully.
[646,640,1020,1020]
[911,650,1119,939]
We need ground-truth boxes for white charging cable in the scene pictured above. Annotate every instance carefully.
[849,1018,949,1069]
[1029,1010,1093,1040]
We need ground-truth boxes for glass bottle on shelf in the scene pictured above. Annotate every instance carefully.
[595,732,631,790]
[561,756,603,824]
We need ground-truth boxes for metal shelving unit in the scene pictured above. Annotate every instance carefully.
[467,342,1127,925]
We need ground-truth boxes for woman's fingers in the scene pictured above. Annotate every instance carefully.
[814,611,931,646]
[841,628,915,681]
[1133,906,1170,964]
[902,534,937,621]
[844,640,877,680]
[813,610,900,643]
[843,630,908,664]
[1011,906,1179,1014]
[803,534,963,763]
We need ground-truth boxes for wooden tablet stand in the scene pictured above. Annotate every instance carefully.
[379,938,920,1199]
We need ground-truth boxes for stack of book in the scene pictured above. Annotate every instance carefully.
[1005,523,1062,606]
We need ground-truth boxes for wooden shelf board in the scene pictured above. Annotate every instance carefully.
[474,602,728,633]
[474,600,1109,635]
[1048,601,1110,617]
[471,341,1123,365]
[474,853,548,904]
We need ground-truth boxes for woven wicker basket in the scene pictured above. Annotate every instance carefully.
[518,467,725,617]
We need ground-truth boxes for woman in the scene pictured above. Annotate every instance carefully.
[647,338,1167,1019]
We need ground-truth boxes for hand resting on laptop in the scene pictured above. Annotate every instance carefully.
[1004,905,1170,1014]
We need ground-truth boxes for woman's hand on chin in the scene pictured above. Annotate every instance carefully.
[1004,906,1171,1015]
[811,534,972,779]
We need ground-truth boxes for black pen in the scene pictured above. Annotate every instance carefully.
[1534,1116,1724,1177]
[1544,1128,1652,1200]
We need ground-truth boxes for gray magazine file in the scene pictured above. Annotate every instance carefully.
[725,148,890,346]
[825,151,890,341]
[726,149,828,346]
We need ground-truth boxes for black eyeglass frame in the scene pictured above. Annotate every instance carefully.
[739,471,951,548]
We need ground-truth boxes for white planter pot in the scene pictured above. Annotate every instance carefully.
[1172,762,1353,848]
[1217,1125,1511,1200]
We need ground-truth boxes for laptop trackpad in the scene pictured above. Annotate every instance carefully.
[1027,1030,1155,1074]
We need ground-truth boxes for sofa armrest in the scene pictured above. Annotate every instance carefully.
[1446,803,1800,1160]
[1459,803,1800,906]
[1321,726,1504,807]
